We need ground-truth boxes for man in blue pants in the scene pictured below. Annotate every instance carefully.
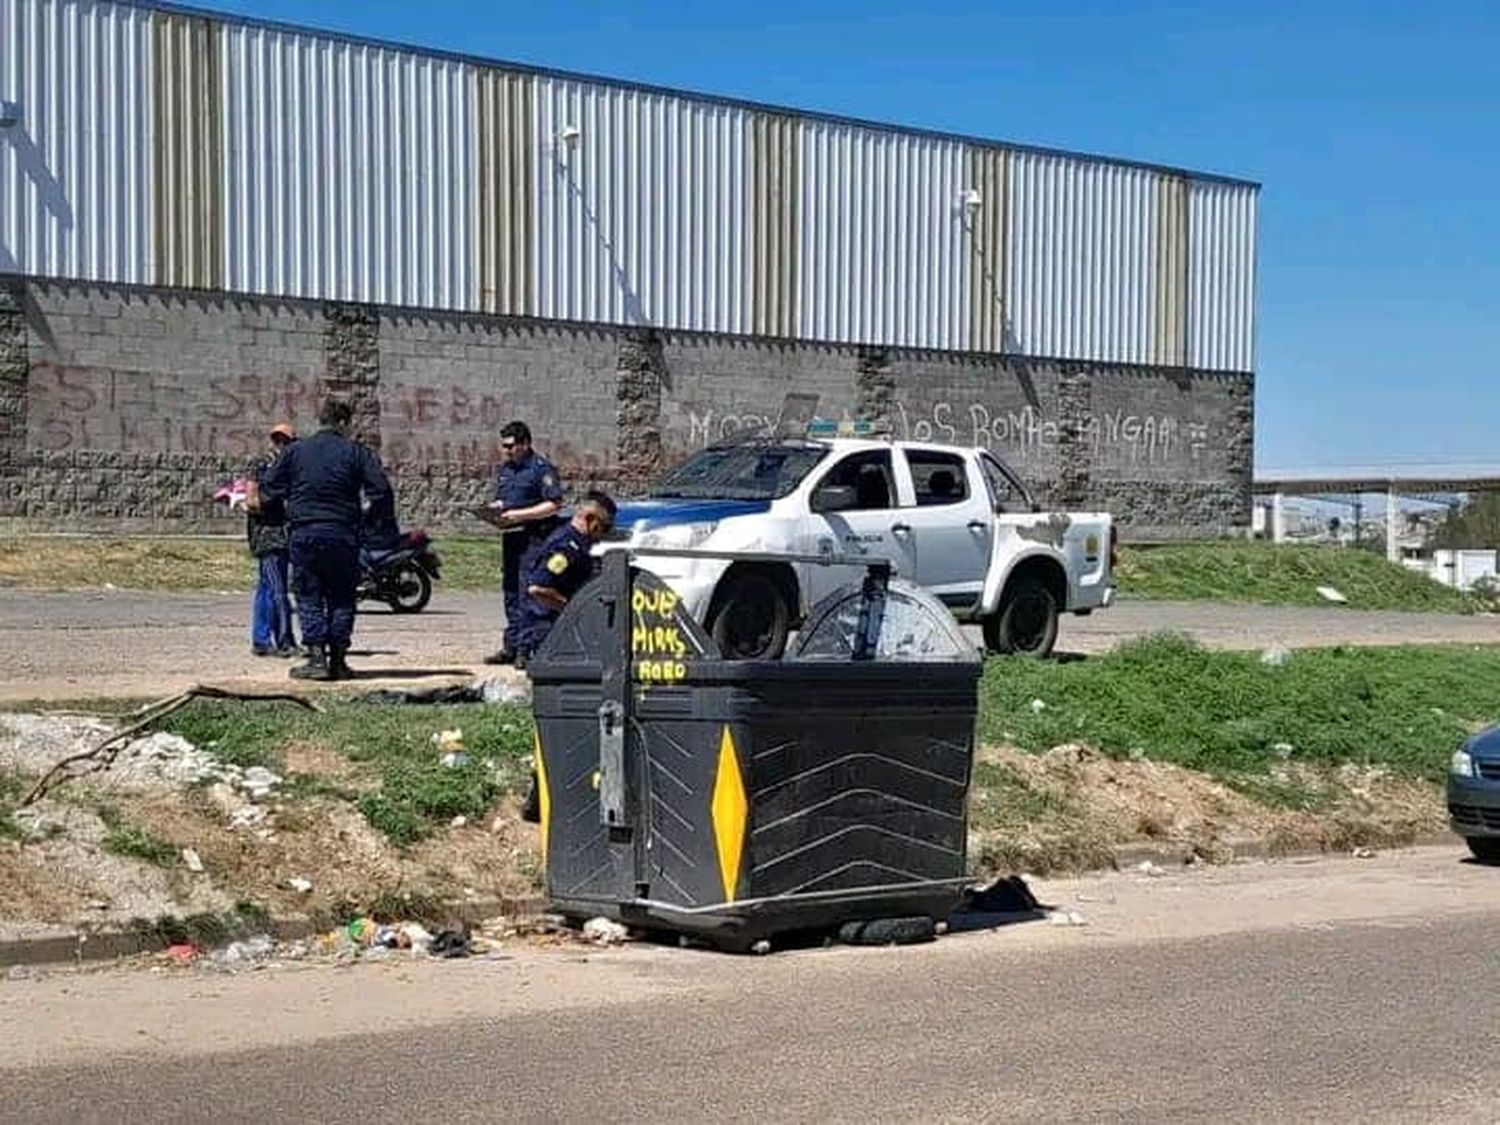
[483,420,564,667]
[261,399,394,682]
[245,423,299,656]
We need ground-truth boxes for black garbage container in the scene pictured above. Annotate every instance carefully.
[528,549,981,950]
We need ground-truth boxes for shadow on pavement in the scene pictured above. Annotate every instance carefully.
[343,667,474,681]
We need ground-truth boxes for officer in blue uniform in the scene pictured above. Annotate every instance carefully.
[516,490,616,666]
[261,398,393,682]
[516,491,615,824]
[484,421,564,665]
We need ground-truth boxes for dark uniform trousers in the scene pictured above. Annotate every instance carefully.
[291,526,359,648]
[494,451,564,655]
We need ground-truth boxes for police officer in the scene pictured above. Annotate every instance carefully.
[515,490,616,665]
[261,398,394,682]
[484,421,564,666]
[516,491,615,824]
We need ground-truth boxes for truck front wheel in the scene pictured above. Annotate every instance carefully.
[708,571,791,660]
[984,577,1059,658]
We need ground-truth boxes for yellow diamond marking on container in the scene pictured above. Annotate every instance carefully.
[711,726,748,903]
[534,730,552,869]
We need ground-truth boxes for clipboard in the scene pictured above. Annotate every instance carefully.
[470,505,527,533]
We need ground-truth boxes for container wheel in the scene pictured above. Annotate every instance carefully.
[1467,837,1500,865]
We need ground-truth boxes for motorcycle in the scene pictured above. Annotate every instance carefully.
[358,529,443,614]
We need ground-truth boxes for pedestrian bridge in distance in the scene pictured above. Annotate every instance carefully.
[1253,464,1500,560]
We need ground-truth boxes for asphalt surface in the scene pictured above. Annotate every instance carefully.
[2,587,1497,701]
[2,847,1496,1123]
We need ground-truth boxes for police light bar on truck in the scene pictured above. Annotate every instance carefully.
[805,418,880,439]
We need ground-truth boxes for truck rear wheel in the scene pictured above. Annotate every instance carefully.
[708,571,791,660]
[984,577,1059,658]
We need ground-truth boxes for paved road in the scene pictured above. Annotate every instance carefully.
[1,587,1496,701]
[2,846,1495,1122]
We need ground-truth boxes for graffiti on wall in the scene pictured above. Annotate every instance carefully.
[28,363,325,459]
[26,363,612,475]
[682,399,1210,466]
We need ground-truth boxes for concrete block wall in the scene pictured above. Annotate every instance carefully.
[0,275,1253,539]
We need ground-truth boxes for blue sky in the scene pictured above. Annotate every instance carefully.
[203,0,1499,472]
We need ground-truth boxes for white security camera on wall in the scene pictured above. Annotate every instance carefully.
[559,123,581,145]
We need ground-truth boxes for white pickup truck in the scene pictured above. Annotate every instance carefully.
[606,437,1116,659]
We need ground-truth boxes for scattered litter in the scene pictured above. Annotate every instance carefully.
[582,917,629,946]
[750,939,773,955]
[7,965,34,982]
[440,752,468,769]
[450,815,469,828]
[211,935,277,969]
[431,928,473,958]
[400,922,435,954]
[1270,742,1295,759]
[1048,909,1088,927]
[181,847,204,873]
[285,876,314,894]
[346,917,379,945]
[432,729,465,752]
[1135,860,1166,878]
[1260,645,1292,668]
[164,943,199,964]
[478,677,532,705]
[1316,585,1348,604]
[1352,846,1377,860]
[1029,698,1048,713]
[240,766,283,801]
[229,806,267,829]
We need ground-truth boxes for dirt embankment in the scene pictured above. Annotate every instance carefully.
[0,713,1448,939]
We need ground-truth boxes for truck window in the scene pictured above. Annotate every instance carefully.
[907,450,969,507]
[979,453,1032,512]
[815,450,896,510]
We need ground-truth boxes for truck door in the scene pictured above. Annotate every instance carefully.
[803,448,916,608]
[896,447,991,614]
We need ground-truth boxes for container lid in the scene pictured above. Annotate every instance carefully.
[790,577,980,663]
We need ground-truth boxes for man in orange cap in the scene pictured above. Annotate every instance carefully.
[244,422,299,656]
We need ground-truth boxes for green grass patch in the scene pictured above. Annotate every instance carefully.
[0,767,25,841]
[0,535,503,593]
[156,697,536,845]
[127,902,275,949]
[980,634,1500,780]
[1116,541,1474,613]
[97,805,179,866]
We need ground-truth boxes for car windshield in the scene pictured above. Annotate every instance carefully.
[651,443,830,500]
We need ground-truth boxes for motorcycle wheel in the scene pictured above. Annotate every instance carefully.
[386,563,433,614]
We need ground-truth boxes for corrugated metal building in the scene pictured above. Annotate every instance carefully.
[2,0,1258,372]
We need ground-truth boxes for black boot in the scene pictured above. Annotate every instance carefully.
[290,644,328,680]
[326,643,353,682]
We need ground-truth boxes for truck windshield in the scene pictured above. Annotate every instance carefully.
[652,443,830,500]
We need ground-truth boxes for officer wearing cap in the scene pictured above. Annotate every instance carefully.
[244,423,298,657]
[484,420,564,666]
[515,490,616,666]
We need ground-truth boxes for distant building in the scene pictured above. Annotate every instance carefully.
[2,0,1259,533]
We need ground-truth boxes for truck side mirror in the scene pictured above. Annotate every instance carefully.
[812,484,859,513]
